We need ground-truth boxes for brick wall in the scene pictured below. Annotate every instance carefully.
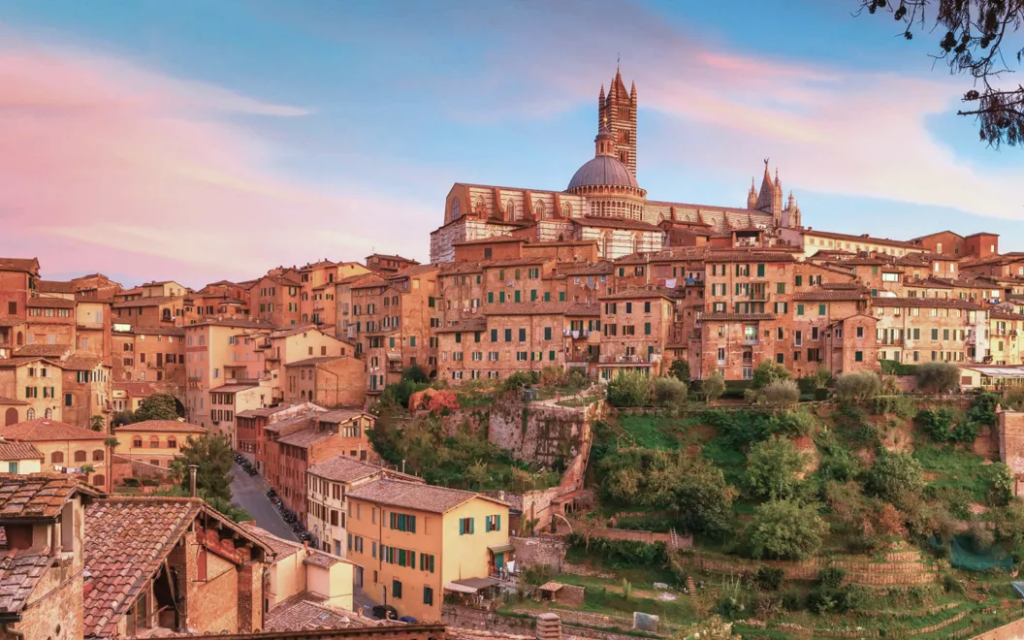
[510,536,566,573]
[999,409,1024,478]
[8,554,84,640]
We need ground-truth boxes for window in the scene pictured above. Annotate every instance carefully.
[423,586,434,606]
[518,328,526,342]
[392,580,403,599]
[855,351,864,362]
[819,304,826,316]
[776,353,784,364]
[51,451,64,464]
[419,553,436,572]
[776,283,785,294]
[485,514,502,532]
[133,436,143,447]
[856,327,864,338]
[796,304,804,316]
[74,450,86,463]
[459,517,475,535]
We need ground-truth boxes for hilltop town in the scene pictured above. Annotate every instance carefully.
[4,68,1024,640]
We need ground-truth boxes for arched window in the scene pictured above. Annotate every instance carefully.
[450,197,461,221]
[92,449,104,462]
[92,475,105,488]
[132,436,142,447]
[74,450,86,463]
[633,234,642,254]
[44,408,52,419]
[167,437,177,449]
[506,199,516,221]
[536,201,546,219]
[149,436,160,449]
[602,233,613,258]
[26,408,35,420]
[51,451,64,464]
[4,408,17,426]
[16,331,23,346]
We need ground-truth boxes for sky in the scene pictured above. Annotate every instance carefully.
[1,0,1022,288]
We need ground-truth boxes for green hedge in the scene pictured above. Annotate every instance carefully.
[722,380,754,400]
[879,359,919,376]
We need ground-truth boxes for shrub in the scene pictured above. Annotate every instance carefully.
[871,395,916,418]
[879,359,920,376]
[763,379,800,407]
[835,371,882,403]
[606,370,652,407]
[814,387,829,401]
[669,358,691,382]
[916,362,960,394]
[747,435,807,501]
[967,390,1000,427]
[755,567,785,591]
[1004,386,1024,411]
[990,462,1015,507]
[701,371,726,402]
[539,366,569,388]
[915,408,958,442]
[748,499,829,560]
[865,451,924,509]
[752,361,790,389]
[817,567,846,590]
[503,371,540,391]
[781,590,804,611]
[653,377,688,407]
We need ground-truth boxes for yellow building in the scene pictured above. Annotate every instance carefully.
[306,456,424,557]
[112,419,206,468]
[0,418,110,490]
[990,311,1024,366]
[0,438,43,473]
[345,479,510,622]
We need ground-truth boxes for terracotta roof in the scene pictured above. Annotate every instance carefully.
[599,287,675,302]
[269,324,320,338]
[556,261,614,276]
[83,498,203,636]
[0,318,25,327]
[263,414,322,435]
[0,258,40,274]
[701,313,777,321]
[114,420,206,434]
[346,479,506,514]
[189,317,276,329]
[61,353,104,371]
[367,252,418,263]
[439,262,485,275]
[566,303,601,316]
[704,250,795,263]
[991,310,1024,321]
[0,396,28,406]
[793,290,868,301]
[486,257,550,267]
[350,275,389,290]
[236,402,323,419]
[112,295,183,309]
[803,229,920,249]
[111,381,159,397]
[435,319,487,334]
[574,216,663,232]
[1,419,108,442]
[208,383,261,394]
[872,297,984,310]
[390,264,438,279]
[0,441,43,461]
[12,344,71,358]
[238,523,303,561]
[307,456,385,484]
[0,473,100,520]
[25,297,76,309]
[36,280,76,294]
[277,428,334,448]
[264,592,375,633]
[285,355,353,367]
[318,410,370,424]
[303,553,342,569]
[820,282,863,290]
[0,551,52,614]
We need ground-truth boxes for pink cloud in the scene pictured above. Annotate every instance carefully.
[434,1,1023,223]
[0,45,432,286]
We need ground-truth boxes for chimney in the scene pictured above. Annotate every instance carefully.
[188,464,198,497]
[536,613,561,640]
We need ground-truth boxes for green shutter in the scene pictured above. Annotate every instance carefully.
[797,304,804,316]
[757,264,765,277]
[514,290,521,303]
[488,292,494,303]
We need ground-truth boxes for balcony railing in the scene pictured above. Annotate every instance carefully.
[599,354,653,365]
[744,338,759,345]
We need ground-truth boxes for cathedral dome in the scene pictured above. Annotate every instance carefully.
[567,155,639,191]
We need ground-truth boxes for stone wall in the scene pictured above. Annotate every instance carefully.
[111,454,174,485]
[999,408,1024,480]
[442,605,659,640]
[510,536,566,573]
[972,617,1024,640]
[484,396,589,465]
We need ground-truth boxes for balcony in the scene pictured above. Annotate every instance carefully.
[599,354,653,365]
[744,338,759,346]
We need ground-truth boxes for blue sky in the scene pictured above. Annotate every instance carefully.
[0,0,1020,286]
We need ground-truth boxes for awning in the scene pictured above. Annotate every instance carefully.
[386,352,402,361]
[488,543,514,554]
[444,577,503,594]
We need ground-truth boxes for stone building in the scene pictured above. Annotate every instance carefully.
[284,355,367,408]
[872,298,988,364]
[598,288,676,378]
[0,418,111,490]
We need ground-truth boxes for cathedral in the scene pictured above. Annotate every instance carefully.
[429,67,803,262]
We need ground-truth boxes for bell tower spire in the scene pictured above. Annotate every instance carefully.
[600,62,637,178]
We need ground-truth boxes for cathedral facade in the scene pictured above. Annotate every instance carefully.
[429,67,803,263]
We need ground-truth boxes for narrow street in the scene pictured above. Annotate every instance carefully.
[229,462,297,541]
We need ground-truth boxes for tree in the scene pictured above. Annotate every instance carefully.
[749,499,829,560]
[672,455,737,537]
[855,0,1024,147]
[402,364,430,384]
[747,435,807,501]
[865,450,925,509]
[701,371,726,403]
[89,415,105,431]
[752,360,790,389]
[763,379,800,407]
[110,411,134,427]
[606,370,652,407]
[835,371,882,402]
[653,377,688,407]
[916,362,960,394]
[669,359,691,382]
[134,393,182,422]
[170,433,235,502]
